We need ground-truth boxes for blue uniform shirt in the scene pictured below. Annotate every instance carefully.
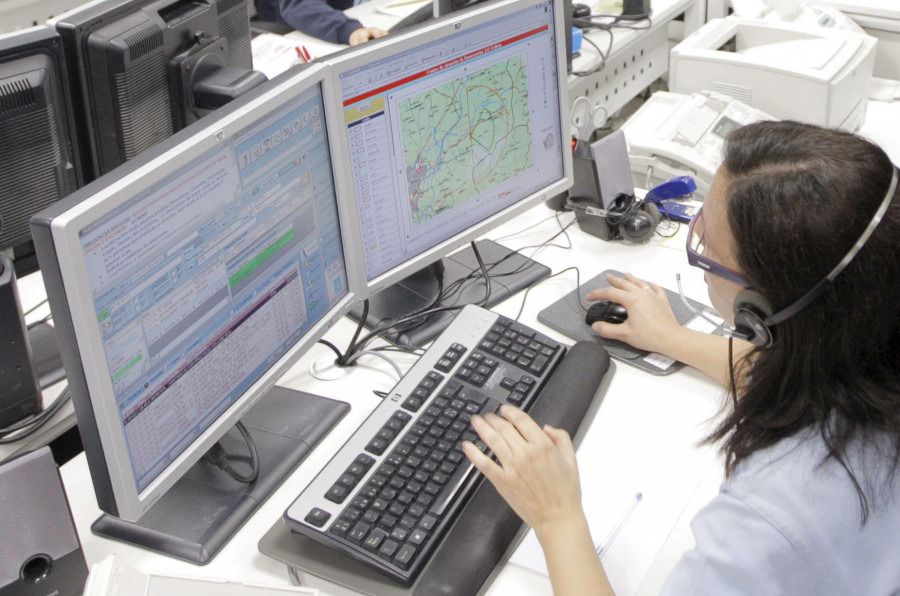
[256,0,364,44]
[661,428,900,595]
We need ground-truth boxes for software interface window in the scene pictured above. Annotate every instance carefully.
[335,3,565,282]
[77,84,348,493]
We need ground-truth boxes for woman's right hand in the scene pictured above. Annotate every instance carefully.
[586,272,684,356]
[462,405,584,536]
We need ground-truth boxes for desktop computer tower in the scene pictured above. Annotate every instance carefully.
[0,447,88,596]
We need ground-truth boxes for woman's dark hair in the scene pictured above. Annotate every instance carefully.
[709,120,900,522]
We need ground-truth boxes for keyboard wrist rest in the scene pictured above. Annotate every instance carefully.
[414,340,612,595]
[259,340,613,595]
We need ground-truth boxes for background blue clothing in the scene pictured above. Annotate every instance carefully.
[257,0,363,44]
[660,428,900,595]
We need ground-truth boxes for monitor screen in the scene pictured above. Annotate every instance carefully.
[0,26,82,277]
[325,0,571,296]
[31,64,355,546]
[53,0,266,180]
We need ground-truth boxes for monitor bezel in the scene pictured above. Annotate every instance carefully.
[323,0,573,298]
[38,63,359,521]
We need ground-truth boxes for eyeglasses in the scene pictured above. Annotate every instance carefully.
[686,209,749,287]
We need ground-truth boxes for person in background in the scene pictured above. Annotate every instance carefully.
[463,120,900,595]
[256,0,387,45]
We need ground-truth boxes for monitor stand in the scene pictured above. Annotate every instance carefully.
[91,387,349,565]
[349,239,550,347]
[29,321,65,389]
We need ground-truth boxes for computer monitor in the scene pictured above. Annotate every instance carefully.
[0,26,81,425]
[53,0,267,180]
[325,0,572,345]
[0,26,82,277]
[31,63,355,563]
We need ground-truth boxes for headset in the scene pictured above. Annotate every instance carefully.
[606,193,660,242]
[733,167,898,347]
[567,193,660,243]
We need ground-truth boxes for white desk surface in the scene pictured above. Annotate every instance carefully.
[54,202,727,596]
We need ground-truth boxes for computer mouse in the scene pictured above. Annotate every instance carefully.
[585,300,628,325]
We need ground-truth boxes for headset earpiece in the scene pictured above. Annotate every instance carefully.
[640,200,660,225]
[618,200,659,243]
[733,289,776,347]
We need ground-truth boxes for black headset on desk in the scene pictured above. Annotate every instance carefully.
[732,167,898,348]
[566,193,660,243]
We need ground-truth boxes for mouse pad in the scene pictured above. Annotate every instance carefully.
[537,270,723,375]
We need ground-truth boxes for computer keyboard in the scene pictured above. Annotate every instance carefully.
[284,304,568,585]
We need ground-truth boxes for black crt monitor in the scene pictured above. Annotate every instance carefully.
[326,0,573,345]
[0,26,81,426]
[30,63,355,564]
[52,0,267,180]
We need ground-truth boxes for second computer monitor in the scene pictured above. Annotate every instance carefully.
[31,63,354,563]
[326,0,572,304]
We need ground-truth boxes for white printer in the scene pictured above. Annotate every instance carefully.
[621,90,774,199]
[808,0,900,80]
[669,17,878,130]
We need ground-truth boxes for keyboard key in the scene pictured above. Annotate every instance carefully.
[408,528,428,545]
[325,484,349,504]
[349,521,371,543]
[364,528,388,551]
[419,513,438,530]
[390,527,409,542]
[378,539,400,559]
[305,508,331,527]
[394,543,417,569]
[330,518,351,537]
[365,437,389,455]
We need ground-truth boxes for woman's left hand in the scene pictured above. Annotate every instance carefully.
[462,405,584,536]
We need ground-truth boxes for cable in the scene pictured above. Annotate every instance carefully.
[344,349,404,380]
[27,313,52,331]
[371,344,425,356]
[346,214,575,354]
[340,299,370,365]
[569,25,613,77]
[23,298,48,318]
[345,242,487,355]
[0,386,72,444]
[317,338,345,362]
[513,266,586,321]
[570,13,653,78]
[444,214,577,299]
[654,218,680,238]
[203,421,259,484]
[491,212,568,242]
[473,242,491,307]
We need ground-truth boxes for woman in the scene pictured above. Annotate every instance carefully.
[462,121,900,595]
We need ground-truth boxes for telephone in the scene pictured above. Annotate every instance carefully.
[620,90,774,199]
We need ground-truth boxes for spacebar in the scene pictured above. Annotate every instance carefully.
[429,460,478,517]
